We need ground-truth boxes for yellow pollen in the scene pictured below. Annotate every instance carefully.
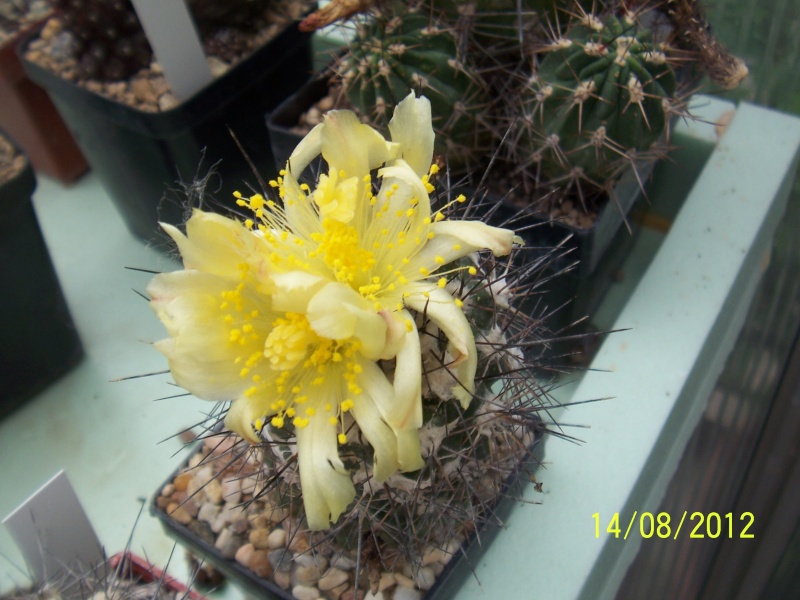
[468,266,478,275]
[271,416,284,428]
[438,278,447,288]
[263,313,316,371]
[338,433,347,445]
[455,298,464,308]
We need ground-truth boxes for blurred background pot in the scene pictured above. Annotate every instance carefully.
[18,6,315,245]
[0,130,83,418]
[0,15,87,183]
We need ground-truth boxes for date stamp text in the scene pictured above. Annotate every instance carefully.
[592,511,755,540]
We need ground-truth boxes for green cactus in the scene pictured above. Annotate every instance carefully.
[337,8,491,167]
[515,9,678,189]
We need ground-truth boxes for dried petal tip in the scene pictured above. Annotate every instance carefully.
[298,0,375,32]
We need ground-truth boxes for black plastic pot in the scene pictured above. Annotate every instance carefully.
[0,134,83,418]
[266,73,330,173]
[152,425,546,599]
[488,163,652,335]
[19,16,315,244]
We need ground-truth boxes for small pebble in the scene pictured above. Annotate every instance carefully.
[172,472,192,491]
[268,548,293,572]
[249,527,272,549]
[294,554,328,570]
[341,588,365,600]
[292,584,321,600]
[249,549,273,579]
[329,581,351,600]
[318,567,349,592]
[221,477,242,504]
[421,545,450,566]
[413,566,436,591]
[393,588,422,600]
[273,569,292,590]
[293,564,325,586]
[165,502,192,526]
[330,551,357,571]
[393,574,415,589]
[287,531,310,552]
[214,527,242,560]
[267,528,287,549]
[234,543,255,567]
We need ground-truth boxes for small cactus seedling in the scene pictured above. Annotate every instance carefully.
[511,8,679,199]
[337,7,492,168]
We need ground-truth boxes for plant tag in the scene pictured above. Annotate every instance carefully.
[130,0,214,101]
[2,470,104,583]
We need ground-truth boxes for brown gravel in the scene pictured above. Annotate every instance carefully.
[0,133,26,184]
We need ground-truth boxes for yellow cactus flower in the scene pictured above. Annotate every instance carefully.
[148,92,520,530]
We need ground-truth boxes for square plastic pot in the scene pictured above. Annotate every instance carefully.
[19,15,315,244]
[0,134,83,418]
[151,426,546,599]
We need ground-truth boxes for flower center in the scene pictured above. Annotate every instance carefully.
[263,312,317,371]
[311,218,376,287]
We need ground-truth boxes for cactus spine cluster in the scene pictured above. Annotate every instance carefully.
[337,9,490,166]
[513,10,678,191]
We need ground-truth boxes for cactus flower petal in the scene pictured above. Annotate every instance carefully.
[402,283,478,408]
[296,411,356,530]
[388,92,435,177]
[349,391,400,482]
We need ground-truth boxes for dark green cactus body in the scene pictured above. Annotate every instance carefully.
[525,13,677,183]
[340,10,489,165]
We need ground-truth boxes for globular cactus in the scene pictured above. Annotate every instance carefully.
[250,238,551,575]
[337,8,491,167]
[512,8,679,193]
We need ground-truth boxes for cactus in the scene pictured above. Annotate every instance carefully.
[511,8,679,195]
[336,7,491,167]
[51,0,154,81]
[246,246,551,571]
